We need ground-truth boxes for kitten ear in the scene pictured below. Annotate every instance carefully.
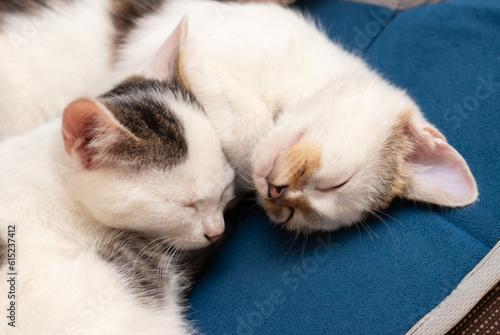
[62,98,122,170]
[402,119,478,207]
[142,16,189,85]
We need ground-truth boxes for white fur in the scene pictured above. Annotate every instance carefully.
[0,0,115,140]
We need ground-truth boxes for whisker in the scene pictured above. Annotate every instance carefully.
[373,209,406,228]
[369,209,400,255]
[358,219,378,241]
[279,230,302,262]
[300,233,308,262]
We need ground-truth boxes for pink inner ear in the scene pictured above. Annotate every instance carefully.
[142,17,188,81]
[405,125,478,207]
[62,98,116,169]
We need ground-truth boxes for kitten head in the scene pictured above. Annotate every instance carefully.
[62,77,234,249]
[252,76,478,233]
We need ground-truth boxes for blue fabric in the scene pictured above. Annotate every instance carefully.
[295,0,396,54]
[188,0,500,334]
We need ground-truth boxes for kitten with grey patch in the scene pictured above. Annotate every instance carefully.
[0,74,234,334]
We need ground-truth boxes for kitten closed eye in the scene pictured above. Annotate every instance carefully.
[315,177,351,192]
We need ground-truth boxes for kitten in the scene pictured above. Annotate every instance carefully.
[0,74,234,334]
[117,1,478,233]
[0,0,477,234]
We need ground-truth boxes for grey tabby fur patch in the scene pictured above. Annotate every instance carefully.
[0,236,6,268]
[98,76,196,170]
[109,0,166,55]
[96,229,180,307]
[0,0,68,14]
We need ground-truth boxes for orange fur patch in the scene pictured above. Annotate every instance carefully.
[268,139,322,190]
[264,140,322,229]
[374,111,413,209]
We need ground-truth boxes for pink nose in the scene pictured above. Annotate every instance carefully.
[205,233,223,243]
[268,182,288,200]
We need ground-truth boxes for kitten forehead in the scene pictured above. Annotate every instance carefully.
[305,76,415,161]
[98,76,197,170]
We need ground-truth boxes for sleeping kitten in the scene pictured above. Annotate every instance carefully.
[118,1,478,233]
[0,0,477,234]
[0,74,234,334]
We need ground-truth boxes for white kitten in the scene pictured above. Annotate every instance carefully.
[0,75,234,334]
[121,1,478,232]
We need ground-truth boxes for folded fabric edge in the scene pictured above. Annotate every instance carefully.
[406,240,500,335]
[345,0,450,10]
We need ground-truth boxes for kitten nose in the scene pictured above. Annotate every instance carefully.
[268,182,288,200]
[205,233,223,243]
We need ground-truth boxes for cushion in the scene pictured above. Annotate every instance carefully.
[188,0,500,334]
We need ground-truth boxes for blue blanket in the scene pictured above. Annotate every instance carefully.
[189,0,500,333]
